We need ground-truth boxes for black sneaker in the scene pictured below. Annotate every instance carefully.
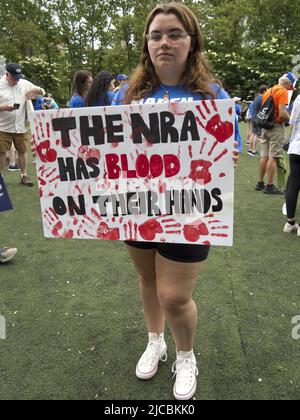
[255,181,265,191]
[263,185,284,195]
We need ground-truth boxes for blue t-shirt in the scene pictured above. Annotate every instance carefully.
[34,97,44,111]
[92,91,114,107]
[112,85,128,106]
[69,95,85,108]
[235,104,242,116]
[113,83,242,151]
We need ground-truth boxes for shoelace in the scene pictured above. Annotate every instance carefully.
[141,341,167,364]
[172,358,199,380]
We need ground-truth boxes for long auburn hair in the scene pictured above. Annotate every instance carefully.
[125,2,221,104]
[71,70,92,98]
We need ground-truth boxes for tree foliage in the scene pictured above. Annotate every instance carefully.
[0,0,299,103]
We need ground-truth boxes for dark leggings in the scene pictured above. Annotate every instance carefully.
[286,154,300,219]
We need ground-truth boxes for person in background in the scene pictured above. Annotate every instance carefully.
[114,74,128,94]
[245,98,253,149]
[283,91,300,236]
[248,85,268,156]
[85,71,115,107]
[255,73,297,195]
[234,97,242,122]
[33,96,45,111]
[69,70,93,108]
[44,93,59,110]
[0,63,45,186]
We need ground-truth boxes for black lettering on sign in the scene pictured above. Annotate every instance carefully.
[131,113,160,144]
[52,118,76,147]
[80,116,105,146]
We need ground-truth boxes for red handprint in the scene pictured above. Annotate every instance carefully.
[183,220,209,243]
[36,140,57,163]
[32,121,57,163]
[189,159,212,185]
[139,219,163,241]
[96,222,120,240]
[196,102,233,143]
[78,146,100,161]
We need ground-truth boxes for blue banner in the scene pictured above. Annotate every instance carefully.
[0,175,13,212]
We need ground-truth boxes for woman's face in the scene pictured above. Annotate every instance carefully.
[109,80,115,91]
[147,13,192,79]
[84,76,93,90]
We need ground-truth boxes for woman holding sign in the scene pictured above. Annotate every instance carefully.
[116,2,239,400]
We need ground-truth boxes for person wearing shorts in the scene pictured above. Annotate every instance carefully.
[248,85,268,156]
[0,63,45,186]
[255,73,296,194]
[114,3,239,400]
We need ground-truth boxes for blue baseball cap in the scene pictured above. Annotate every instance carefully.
[6,63,24,80]
[117,74,128,82]
[286,72,298,85]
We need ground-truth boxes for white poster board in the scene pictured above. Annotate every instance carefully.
[29,100,235,246]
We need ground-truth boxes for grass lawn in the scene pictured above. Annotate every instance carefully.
[0,122,299,400]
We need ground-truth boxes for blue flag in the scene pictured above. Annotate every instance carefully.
[0,175,13,212]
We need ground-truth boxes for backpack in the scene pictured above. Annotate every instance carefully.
[255,89,276,130]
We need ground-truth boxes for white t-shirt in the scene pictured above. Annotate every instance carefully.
[0,76,44,133]
[289,94,300,155]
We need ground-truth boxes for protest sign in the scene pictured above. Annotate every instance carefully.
[0,175,13,212]
[29,100,235,246]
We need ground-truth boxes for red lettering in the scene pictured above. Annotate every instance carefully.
[164,154,180,178]
[105,153,181,179]
[105,154,121,179]
[136,154,150,177]
[150,155,164,178]
[121,154,137,178]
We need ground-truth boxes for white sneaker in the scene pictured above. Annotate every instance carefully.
[0,248,18,263]
[136,333,167,380]
[282,203,287,216]
[172,351,198,400]
[283,222,299,233]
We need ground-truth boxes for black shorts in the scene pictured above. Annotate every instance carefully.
[125,241,210,263]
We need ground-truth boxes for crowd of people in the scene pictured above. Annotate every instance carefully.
[1,1,299,401]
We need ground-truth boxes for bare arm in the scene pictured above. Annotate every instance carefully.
[0,104,15,112]
[279,104,290,123]
[26,86,45,100]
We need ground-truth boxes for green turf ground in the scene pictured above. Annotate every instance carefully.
[0,123,299,400]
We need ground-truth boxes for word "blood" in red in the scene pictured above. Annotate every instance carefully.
[105,154,180,180]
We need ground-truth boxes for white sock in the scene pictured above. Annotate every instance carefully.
[177,350,195,359]
[148,332,164,342]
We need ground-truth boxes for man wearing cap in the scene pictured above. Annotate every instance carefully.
[0,63,45,186]
[112,74,129,106]
[255,72,297,194]
[117,74,128,89]
[113,74,128,94]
